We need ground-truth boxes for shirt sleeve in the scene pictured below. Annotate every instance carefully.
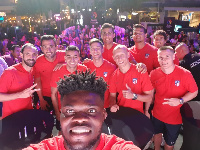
[0,57,8,69]
[0,70,13,93]
[184,71,198,93]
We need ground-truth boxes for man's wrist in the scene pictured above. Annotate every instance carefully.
[132,93,138,100]
[180,98,184,104]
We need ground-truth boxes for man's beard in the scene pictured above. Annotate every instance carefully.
[62,129,101,150]
[24,59,36,67]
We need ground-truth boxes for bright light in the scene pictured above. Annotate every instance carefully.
[82,9,85,11]
[89,9,91,11]
[132,12,138,15]
[71,9,74,13]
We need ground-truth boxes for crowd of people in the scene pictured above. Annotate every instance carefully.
[0,22,200,150]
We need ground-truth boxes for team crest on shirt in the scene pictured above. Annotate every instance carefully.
[145,53,149,58]
[104,72,108,77]
[175,80,180,87]
[132,78,137,84]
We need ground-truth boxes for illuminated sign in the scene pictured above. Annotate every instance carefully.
[0,12,6,16]
[54,14,61,21]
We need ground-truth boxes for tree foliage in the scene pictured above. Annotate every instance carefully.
[16,0,60,16]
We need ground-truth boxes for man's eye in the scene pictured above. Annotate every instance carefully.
[66,109,74,114]
[88,109,96,113]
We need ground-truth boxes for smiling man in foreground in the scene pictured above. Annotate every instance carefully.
[23,71,140,150]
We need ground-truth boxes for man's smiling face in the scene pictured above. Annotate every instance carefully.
[60,90,106,150]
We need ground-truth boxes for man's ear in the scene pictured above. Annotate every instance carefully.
[173,53,175,60]
[145,33,147,38]
[127,51,130,59]
[64,56,67,62]
[113,32,115,39]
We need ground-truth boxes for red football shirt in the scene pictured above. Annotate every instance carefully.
[33,51,65,97]
[150,65,198,124]
[129,43,160,74]
[23,133,140,150]
[83,59,116,108]
[0,63,33,118]
[129,43,179,74]
[109,64,153,113]
[50,64,87,109]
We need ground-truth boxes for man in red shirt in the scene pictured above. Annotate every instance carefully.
[23,71,140,150]
[34,35,65,111]
[129,24,160,74]
[153,30,179,65]
[83,38,116,108]
[109,45,154,116]
[0,43,39,118]
[51,46,87,122]
[149,46,198,150]
[101,23,137,66]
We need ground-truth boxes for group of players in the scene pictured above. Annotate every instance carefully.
[0,23,199,150]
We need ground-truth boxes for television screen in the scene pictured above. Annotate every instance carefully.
[174,25,182,32]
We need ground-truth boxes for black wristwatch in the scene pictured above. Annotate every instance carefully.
[132,93,138,100]
[180,98,184,104]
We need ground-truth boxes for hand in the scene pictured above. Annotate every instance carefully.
[53,63,63,71]
[40,98,50,110]
[122,84,133,99]
[110,104,119,112]
[83,58,91,64]
[144,110,150,119]
[162,98,180,106]
[19,84,40,98]
[136,63,147,74]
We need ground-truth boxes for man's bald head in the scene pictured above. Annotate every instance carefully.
[175,43,189,60]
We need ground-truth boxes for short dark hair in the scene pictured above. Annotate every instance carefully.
[101,23,114,34]
[159,46,175,53]
[133,24,146,33]
[41,35,56,46]
[57,71,108,100]
[66,45,80,54]
[21,43,37,53]
[89,38,103,48]
[10,45,20,51]
[153,30,167,40]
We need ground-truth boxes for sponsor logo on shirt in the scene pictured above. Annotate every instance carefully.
[132,78,137,84]
[104,72,108,77]
[175,80,180,87]
[145,53,149,58]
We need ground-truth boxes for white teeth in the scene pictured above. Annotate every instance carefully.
[72,130,90,134]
